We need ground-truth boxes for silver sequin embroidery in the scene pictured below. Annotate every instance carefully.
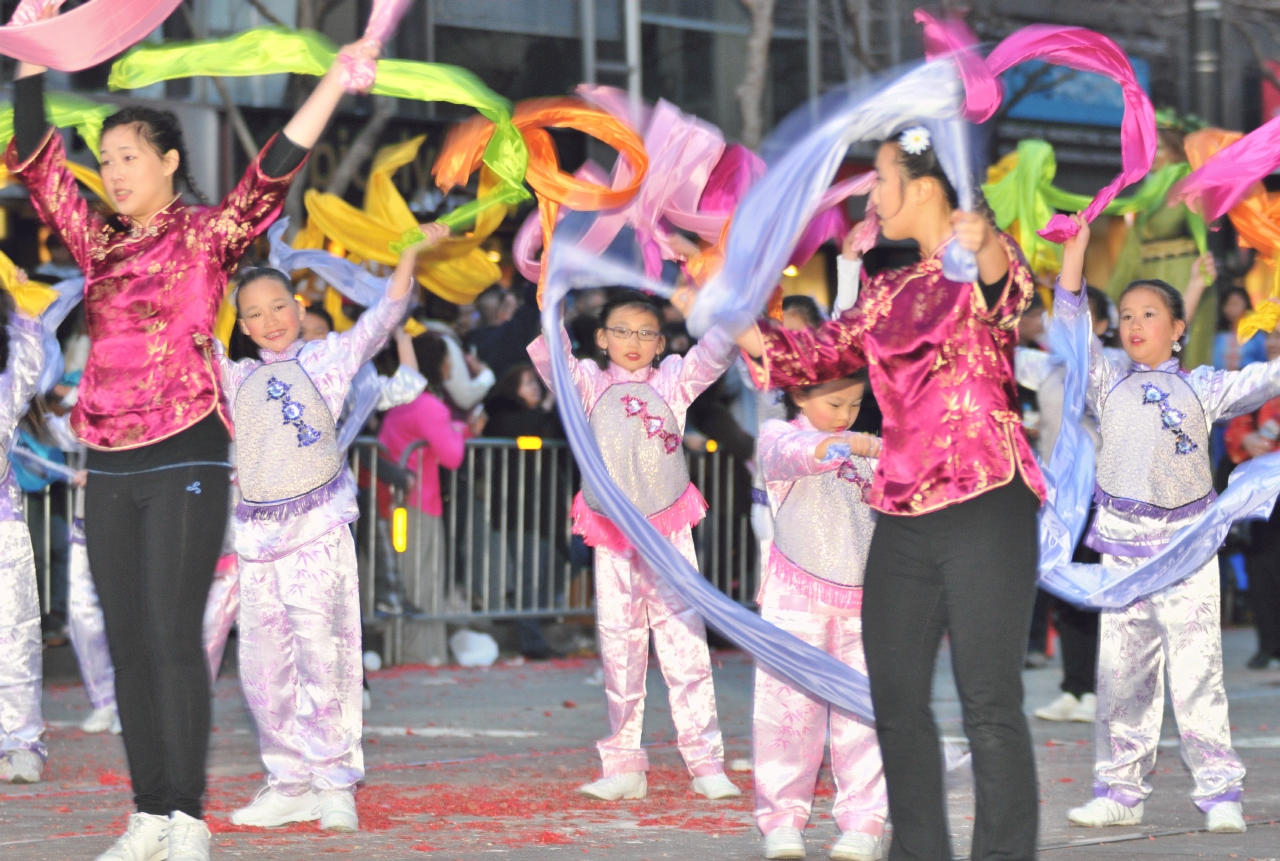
[583,382,689,517]
[773,457,876,588]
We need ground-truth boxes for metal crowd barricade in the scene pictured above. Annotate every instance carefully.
[358,436,756,666]
[20,480,75,616]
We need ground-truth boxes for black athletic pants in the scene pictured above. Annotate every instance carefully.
[863,479,1040,861]
[1246,506,1280,660]
[84,421,230,819]
[1053,598,1099,698]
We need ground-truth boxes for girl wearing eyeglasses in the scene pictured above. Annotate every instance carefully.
[528,287,741,803]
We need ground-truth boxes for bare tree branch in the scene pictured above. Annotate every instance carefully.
[325,96,398,198]
[990,65,1078,126]
[244,0,286,27]
[736,0,775,149]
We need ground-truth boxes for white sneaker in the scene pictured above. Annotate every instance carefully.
[691,773,742,799]
[1205,801,1246,833]
[1067,796,1143,827]
[362,688,373,710]
[94,812,169,861]
[1033,692,1080,721]
[318,789,359,832]
[0,750,43,783]
[167,811,210,861]
[579,771,647,800]
[1069,693,1098,723]
[764,826,806,859]
[230,786,320,827]
[829,830,883,861]
[82,705,120,734]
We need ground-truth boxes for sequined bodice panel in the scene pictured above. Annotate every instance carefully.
[583,382,690,517]
[773,456,876,587]
[234,360,341,505]
[1097,371,1211,510]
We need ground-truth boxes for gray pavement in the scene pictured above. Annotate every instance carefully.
[3,626,1279,860]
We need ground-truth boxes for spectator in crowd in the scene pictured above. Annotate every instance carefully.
[301,305,335,342]
[1213,286,1266,372]
[420,292,495,419]
[465,278,543,379]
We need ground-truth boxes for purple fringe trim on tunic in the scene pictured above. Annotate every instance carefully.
[236,468,353,523]
[1093,486,1217,522]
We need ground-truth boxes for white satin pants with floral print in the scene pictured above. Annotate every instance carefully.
[593,526,726,777]
[752,577,886,836]
[239,525,363,794]
[1094,555,1244,811]
[0,520,44,758]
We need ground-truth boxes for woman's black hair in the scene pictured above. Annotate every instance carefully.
[1119,279,1186,323]
[488,363,543,408]
[411,331,450,390]
[421,291,461,324]
[305,305,335,333]
[1216,285,1253,332]
[598,288,662,330]
[0,289,12,375]
[783,368,871,420]
[233,267,296,314]
[100,106,207,207]
[889,133,996,225]
[781,295,825,329]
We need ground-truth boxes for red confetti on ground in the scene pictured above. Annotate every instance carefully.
[97,770,129,787]
[411,845,440,852]
[563,701,577,709]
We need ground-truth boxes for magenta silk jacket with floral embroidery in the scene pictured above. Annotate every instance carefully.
[5,130,303,450]
[750,234,1046,516]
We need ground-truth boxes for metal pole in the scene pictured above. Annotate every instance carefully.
[624,0,642,115]
[1191,0,1221,125]
[807,0,820,122]
[425,0,437,119]
[581,0,597,85]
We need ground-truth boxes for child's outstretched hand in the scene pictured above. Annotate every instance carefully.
[1059,213,1090,294]
[670,286,696,320]
[403,222,452,257]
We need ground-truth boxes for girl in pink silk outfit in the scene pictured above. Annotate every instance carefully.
[736,131,1043,861]
[754,370,888,861]
[1057,216,1268,835]
[3,21,376,861]
[216,226,446,834]
[528,289,740,803]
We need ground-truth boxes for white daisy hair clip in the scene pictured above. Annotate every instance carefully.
[898,126,932,156]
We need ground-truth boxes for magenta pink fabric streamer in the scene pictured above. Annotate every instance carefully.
[0,0,182,72]
[699,145,766,216]
[916,14,1156,243]
[339,0,413,92]
[913,10,1000,123]
[788,171,876,269]
[1172,114,1280,222]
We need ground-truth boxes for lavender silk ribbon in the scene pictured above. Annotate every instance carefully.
[37,277,84,394]
[8,446,78,483]
[1172,113,1280,222]
[916,12,1157,245]
[0,0,183,72]
[266,219,396,452]
[1036,295,1280,609]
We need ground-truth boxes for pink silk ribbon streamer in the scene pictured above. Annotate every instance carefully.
[699,144,766,214]
[914,10,1000,123]
[916,14,1156,244]
[339,0,413,92]
[513,90,728,283]
[787,171,877,268]
[1172,113,1280,222]
[0,0,183,71]
[9,0,65,28]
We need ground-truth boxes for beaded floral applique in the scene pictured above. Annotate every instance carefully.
[1141,382,1197,455]
[620,394,681,453]
[266,376,323,447]
[836,459,873,502]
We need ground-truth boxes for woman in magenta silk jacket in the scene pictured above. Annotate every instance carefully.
[739,135,1044,861]
[2,22,377,857]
